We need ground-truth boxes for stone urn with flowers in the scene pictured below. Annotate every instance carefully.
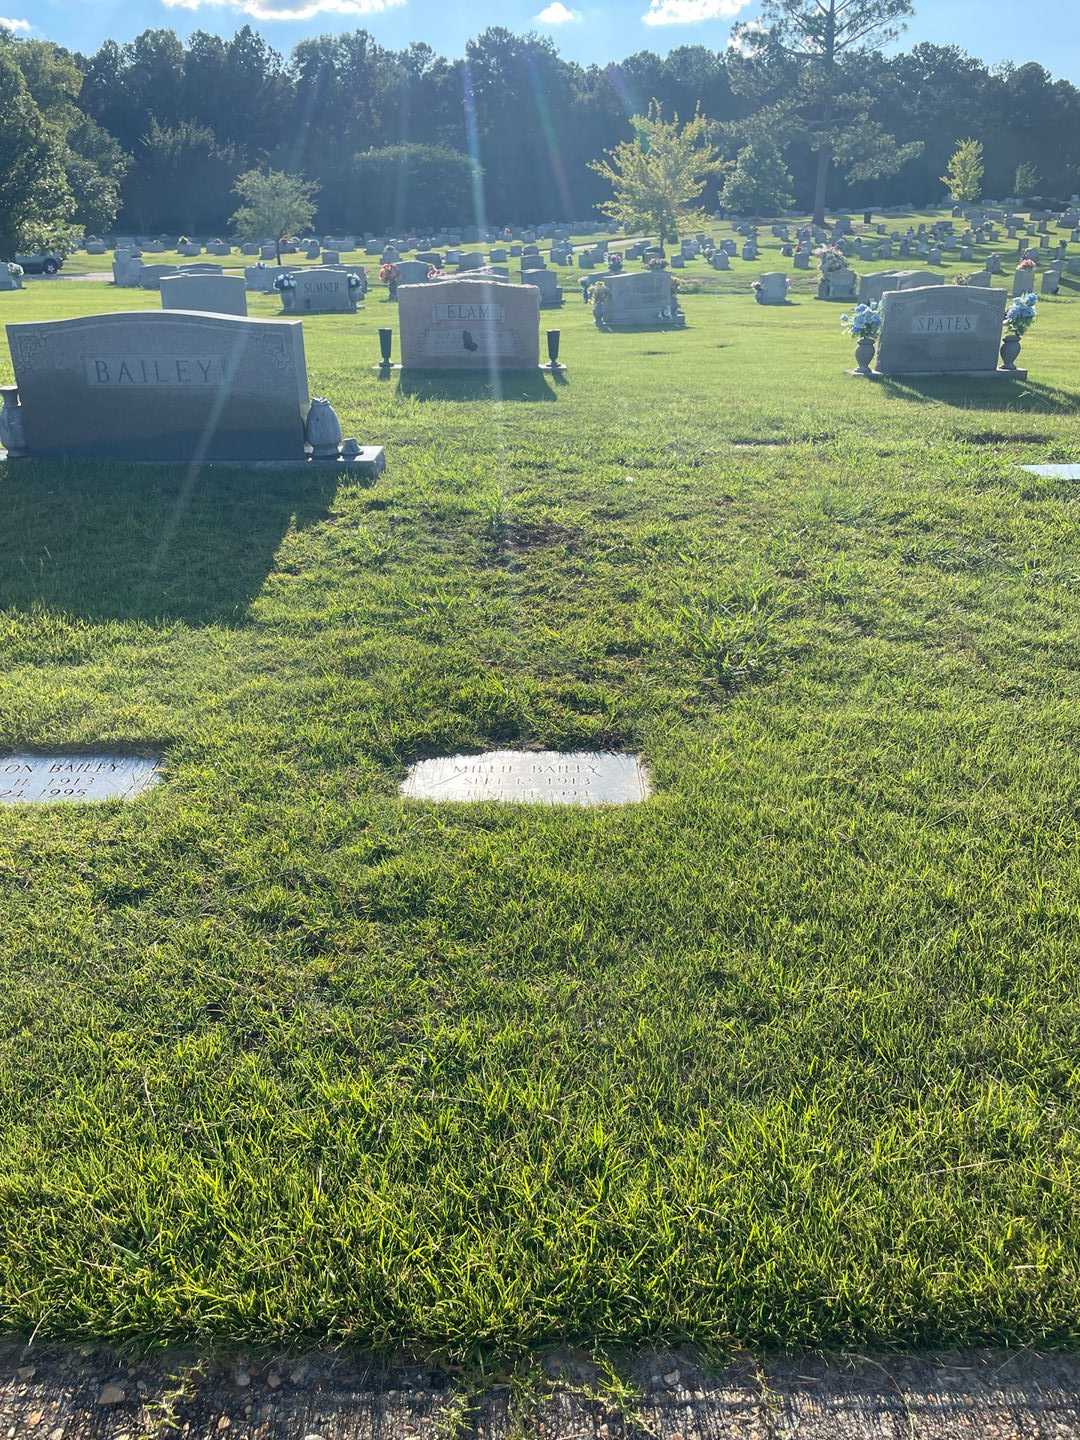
[1001,290,1037,370]
[842,301,882,375]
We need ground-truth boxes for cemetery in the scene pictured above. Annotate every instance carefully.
[2,7,1080,1432]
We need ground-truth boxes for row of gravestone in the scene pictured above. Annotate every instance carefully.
[0,272,697,469]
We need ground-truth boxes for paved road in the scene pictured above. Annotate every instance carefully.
[2,1343,1079,1438]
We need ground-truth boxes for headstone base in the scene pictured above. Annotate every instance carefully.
[868,368,1028,380]
[2,448,387,476]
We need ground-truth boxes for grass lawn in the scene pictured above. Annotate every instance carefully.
[1,219,1080,1356]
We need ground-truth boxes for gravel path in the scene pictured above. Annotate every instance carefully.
[2,1343,1078,1438]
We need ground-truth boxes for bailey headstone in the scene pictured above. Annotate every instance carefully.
[6,311,310,461]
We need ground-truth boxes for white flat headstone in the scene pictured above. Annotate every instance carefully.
[0,753,162,805]
[400,750,650,806]
[1020,465,1080,479]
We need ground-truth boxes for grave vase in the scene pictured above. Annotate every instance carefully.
[1000,333,1022,371]
[306,398,342,459]
[854,338,876,374]
[0,386,27,458]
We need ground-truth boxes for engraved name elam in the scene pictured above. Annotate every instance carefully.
[433,303,506,323]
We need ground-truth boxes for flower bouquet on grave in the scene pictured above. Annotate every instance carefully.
[380,261,400,298]
[346,272,364,293]
[6,263,23,277]
[647,255,668,271]
[590,279,609,327]
[426,265,446,280]
[814,245,847,273]
[1002,291,1037,368]
[273,272,296,291]
[841,301,882,374]
[609,253,624,272]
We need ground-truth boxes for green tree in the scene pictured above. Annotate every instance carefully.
[1,33,126,240]
[347,144,481,233]
[940,137,983,202]
[230,168,318,265]
[64,114,129,234]
[732,0,922,226]
[590,101,722,244]
[123,119,241,234]
[720,139,795,215]
[1014,160,1039,198]
[0,43,76,255]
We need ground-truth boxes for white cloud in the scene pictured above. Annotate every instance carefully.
[163,0,404,20]
[0,15,31,30]
[642,0,747,26]
[535,1,580,21]
[727,18,765,53]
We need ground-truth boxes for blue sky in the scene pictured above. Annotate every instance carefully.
[5,0,1078,80]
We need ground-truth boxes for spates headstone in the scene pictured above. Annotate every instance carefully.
[875,285,1007,376]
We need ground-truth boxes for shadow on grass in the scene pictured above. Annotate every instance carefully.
[0,461,338,625]
[396,370,557,402]
[595,322,692,334]
[877,376,1080,414]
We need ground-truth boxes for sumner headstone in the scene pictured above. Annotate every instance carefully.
[601,269,680,326]
[279,267,359,314]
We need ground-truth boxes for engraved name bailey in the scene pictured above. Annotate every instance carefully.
[451,759,601,779]
[85,356,226,386]
[910,314,977,334]
[2,760,133,773]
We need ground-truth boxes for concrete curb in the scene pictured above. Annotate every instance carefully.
[2,1343,1080,1438]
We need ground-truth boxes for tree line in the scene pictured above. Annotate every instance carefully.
[2,12,1079,250]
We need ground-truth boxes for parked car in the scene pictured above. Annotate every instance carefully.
[13,251,63,276]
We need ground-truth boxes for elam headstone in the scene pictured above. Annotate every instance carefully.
[398,278,539,370]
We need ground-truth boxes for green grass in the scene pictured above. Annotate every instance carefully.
[1,212,1080,1356]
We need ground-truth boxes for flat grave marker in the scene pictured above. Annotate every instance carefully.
[0,753,163,806]
[400,750,651,806]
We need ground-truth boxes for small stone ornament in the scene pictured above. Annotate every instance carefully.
[305,397,342,459]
